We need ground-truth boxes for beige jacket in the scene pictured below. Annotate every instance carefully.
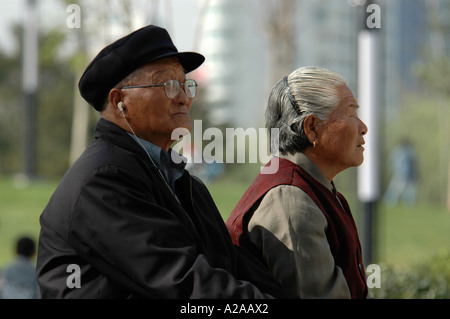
[247,152,351,298]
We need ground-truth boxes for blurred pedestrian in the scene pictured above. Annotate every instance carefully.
[36,25,293,299]
[383,139,418,206]
[0,236,40,299]
[227,66,369,298]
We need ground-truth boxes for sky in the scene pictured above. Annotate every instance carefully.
[0,0,201,56]
[0,0,22,54]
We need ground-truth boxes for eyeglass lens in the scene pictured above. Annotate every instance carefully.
[165,80,197,99]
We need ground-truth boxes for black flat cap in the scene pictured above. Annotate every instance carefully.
[78,25,205,111]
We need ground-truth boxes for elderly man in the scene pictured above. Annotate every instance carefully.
[36,25,291,299]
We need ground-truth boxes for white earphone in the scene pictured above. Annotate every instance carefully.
[118,101,125,112]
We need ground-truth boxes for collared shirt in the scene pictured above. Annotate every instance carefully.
[247,152,352,298]
[280,152,333,192]
[280,152,344,207]
[128,134,186,194]
[0,256,40,299]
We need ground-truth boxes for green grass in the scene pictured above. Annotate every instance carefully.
[208,177,450,267]
[1,176,449,270]
[0,177,57,268]
[207,178,251,219]
[375,203,450,266]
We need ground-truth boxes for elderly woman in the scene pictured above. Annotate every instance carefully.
[227,66,369,299]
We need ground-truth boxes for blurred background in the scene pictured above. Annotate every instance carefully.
[0,0,449,298]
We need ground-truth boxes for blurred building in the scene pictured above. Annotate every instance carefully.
[199,0,449,128]
[201,0,360,128]
[295,0,359,92]
[200,0,266,127]
[383,0,428,115]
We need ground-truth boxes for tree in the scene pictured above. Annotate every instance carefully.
[66,0,167,165]
[0,23,76,178]
[0,37,22,175]
[414,0,450,210]
[258,0,298,85]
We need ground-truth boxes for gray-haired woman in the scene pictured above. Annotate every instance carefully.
[227,66,369,299]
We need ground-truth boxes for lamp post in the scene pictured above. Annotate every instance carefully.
[22,0,38,180]
[357,0,381,265]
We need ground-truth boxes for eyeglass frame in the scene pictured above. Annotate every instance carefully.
[119,79,198,99]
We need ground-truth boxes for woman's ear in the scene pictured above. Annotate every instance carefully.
[303,114,319,144]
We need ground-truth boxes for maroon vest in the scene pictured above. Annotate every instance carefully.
[226,157,368,299]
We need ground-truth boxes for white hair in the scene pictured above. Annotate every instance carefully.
[265,66,347,154]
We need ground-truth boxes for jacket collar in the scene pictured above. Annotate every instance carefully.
[93,118,156,167]
[279,152,335,194]
[94,118,188,178]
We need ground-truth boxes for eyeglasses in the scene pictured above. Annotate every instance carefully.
[120,79,198,99]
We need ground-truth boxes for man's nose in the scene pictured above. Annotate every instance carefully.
[174,87,189,105]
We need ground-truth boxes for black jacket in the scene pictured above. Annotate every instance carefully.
[36,118,293,299]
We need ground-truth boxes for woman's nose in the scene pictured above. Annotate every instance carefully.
[360,119,368,135]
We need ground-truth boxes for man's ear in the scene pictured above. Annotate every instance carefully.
[101,89,127,124]
[303,114,319,144]
[109,88,124,112]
